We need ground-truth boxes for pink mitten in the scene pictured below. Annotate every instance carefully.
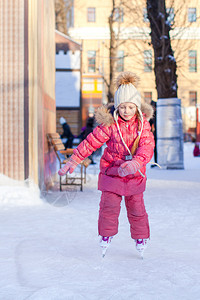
[58,157,79,176]
[118,160,141,177]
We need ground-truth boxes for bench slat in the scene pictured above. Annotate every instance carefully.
[52,139,63,145]
[54,144,65,151]
[47,133,60,139]
[60,148,74,155]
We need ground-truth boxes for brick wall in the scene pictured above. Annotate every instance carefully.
[0,0,25,180]
[0,0,56,188]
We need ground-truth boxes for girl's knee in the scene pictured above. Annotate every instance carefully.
[125,193,147,216]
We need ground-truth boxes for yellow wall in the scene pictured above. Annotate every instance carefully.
[71,0,200,133]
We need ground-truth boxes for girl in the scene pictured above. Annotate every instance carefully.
[58,72,155,258]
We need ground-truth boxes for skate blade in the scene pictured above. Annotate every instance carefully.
[102,248,107,258]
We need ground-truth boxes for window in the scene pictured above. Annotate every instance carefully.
[188,8,196,22]
[189,91,197,106]
[87,51,96,72]
[143,8,149,22]
[189,50,197,72]
[114,7,124,22]
[144,50,152,72]
[116,50,124,72]
[87,7,96,22]
[67,2,74,28]
[144,92,152,104]
[166,7,174,25]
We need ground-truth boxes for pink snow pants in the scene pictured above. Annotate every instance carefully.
[98,191,150,239]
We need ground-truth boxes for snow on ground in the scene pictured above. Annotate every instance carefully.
[0,143,200,300]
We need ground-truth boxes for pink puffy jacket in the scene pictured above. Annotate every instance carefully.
[73,104,155,196]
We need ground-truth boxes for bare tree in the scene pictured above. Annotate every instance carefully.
[118,0,198,82]
[55,0,73,35]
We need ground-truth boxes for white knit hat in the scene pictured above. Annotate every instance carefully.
[60,117,66,125]
[114,83,141,109]
[114,72,141,109]
[113,72,144,158]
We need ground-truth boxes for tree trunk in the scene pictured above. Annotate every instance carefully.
[147,0,184,169]
[147,0,178,98]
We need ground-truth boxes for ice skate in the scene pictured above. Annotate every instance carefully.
[99,236,113,257]
[135,238,148,259]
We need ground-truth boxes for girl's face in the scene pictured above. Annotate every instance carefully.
[118,102,137,121]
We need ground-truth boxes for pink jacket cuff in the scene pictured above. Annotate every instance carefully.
[70,154,82,165]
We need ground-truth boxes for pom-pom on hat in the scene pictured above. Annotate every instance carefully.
[114,72,141,109]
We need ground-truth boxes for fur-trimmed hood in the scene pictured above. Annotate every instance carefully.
[95,102,154,127]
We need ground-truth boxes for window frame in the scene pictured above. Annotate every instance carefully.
[166,7,174,25]
[144,92,152,104]
[87,50,96,73]
[67,3,74,28]
[116,50,124,72]
[144,50,152,72]
[188,8,196,23]
[189,50,197,72]
[87,7,96,22]
[113,7,124,22]
[143,8,149,23]
[189,91,197,106]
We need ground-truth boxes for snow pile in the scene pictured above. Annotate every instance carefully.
[0,174,42,206]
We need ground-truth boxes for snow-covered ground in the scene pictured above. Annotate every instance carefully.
[0,143,200,300]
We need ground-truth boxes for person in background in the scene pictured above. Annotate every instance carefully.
[82,116,96,164]
[77,112,97,164]
[193,141,200,157]
[59,117,74,149]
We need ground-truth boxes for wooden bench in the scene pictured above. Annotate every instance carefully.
[47,133,91,191]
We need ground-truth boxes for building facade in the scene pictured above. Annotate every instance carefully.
[68,0,200,140]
